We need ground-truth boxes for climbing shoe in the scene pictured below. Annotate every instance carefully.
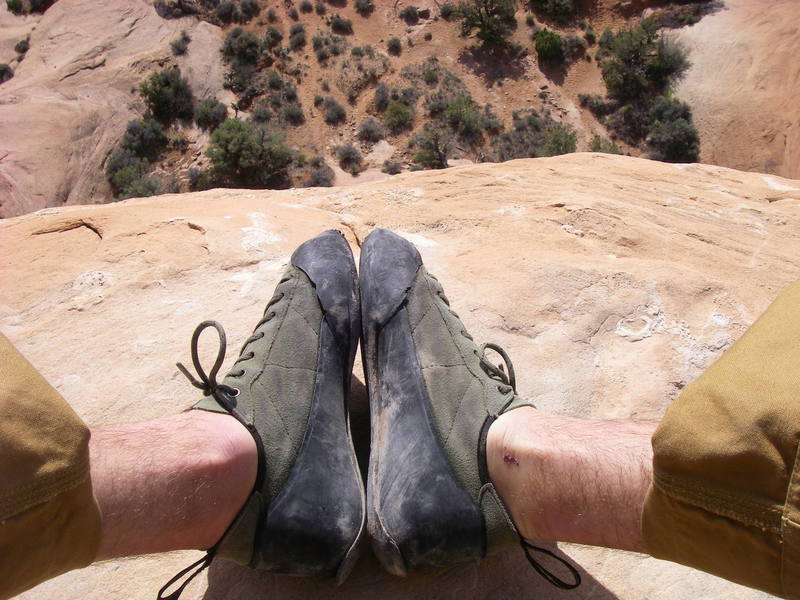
[159,230,365,599]
[359,228,580,589]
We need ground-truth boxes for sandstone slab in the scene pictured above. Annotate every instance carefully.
[2,154,799,599]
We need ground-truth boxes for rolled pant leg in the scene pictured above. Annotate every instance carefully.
[643,280,800,598]
[0,334,101,599]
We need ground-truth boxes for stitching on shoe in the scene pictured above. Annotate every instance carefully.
[442,376,477,447]
[288,304,320,335]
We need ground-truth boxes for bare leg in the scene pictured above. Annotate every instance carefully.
[90,410,257,560]
[487,407,656,553]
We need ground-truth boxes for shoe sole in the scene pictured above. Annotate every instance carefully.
[360,229,484,576]
[257,230,366,582]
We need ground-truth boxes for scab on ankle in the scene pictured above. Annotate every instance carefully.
[503,452,520,467]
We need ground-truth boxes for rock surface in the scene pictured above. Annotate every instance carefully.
[0,0,227,218]
[674,0,800,179]
[2,153,799,599]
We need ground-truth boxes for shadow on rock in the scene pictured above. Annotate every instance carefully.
[204,541,619,600]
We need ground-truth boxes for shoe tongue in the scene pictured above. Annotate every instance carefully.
[191,395,229,414]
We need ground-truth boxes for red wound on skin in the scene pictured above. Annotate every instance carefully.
[503,453,519,466]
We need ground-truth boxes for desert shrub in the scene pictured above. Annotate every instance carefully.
[444,96,485,140]
[250,103,273,123]
[457,0,517,49]
[399,5,419,24]
[289,7,299,20]
[170,133,190,152]
[305,163,334,186]
[6,0,23,14]
[373,82,389,111]
[140,67,195,122]
[315,1,326,14]
[106,146,148,192]
[282,102,305,124]
[206,118,293,187]
[355,0,374,15]
[188,167,212,191]
[0,64,13,84]
[27,0,55,12]
[299,0,313,12]
[525,13,535,26]
[264,27,283,49]
[240,0,260,19]
[267,71,284,89]
[14,37,29,55]
[358,117,384,142]
[195,98,228,131]
[422,68,439,86]
[564,34,586,58]
[494,109,576,160]
[534,28,564,62]
[531,0,575,24]
[330,14,353,34]
[578,93,614,117]
[589,135,622,154]
[289,24,306,50]
[411,125,451,169]
[382,160,402,174]
[646,96,698,162]
[216,1,239,23]
[170,30,191,55]
[440,2,457,19]
[424,32,432,41]
[383,101,414,133]
[121,118,168,160]
[336,144,362,174]
[266,8,277,20]
[584,26,596,45]
[323,97,346,124]
[387,36,402,55]
[222,27,262,65]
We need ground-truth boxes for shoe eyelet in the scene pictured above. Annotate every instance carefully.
[230,387,240,397]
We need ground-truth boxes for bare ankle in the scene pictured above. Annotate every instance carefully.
[487,408,656,552]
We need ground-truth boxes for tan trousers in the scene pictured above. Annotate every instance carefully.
[2,281,800,598]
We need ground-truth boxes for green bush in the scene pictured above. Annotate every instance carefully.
[646,96,698,162]
[222,28,262,65]
[330,14,353,34]
[195,98,228,131]
[440,2,457,19]
[216,1,238,23]
[140,67,195,122]
[382,160,402,174]
[27,0,55,12]
[305,162,335,186]
[170,30,191,56]
[494,109,576,160]
[355,0,374,15]
[264,27,283,49]
[534,28,564,62]
[358,117,384,142]
[299,0,313,12]
[589,135,622,154]
[445,96,484,140]
[336,144,362,174]
[289,24,306,50]
[6,0,23,14]
[14,38,29,55]
[457,0,517,49]
[240,0,260,19]
[384,101,414,133]
[400,5,419,23]
[0,64,13,84]
[121,118,168,160]
[374,82,389,111]
[282,103,305,125]
[206,118,293,187]
[411,125,451,169]
[387,37,402,55]
[531,0,575,24]
[323,97,346,124]
[315,1,326,15]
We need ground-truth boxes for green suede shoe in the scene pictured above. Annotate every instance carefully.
[159,230,365,599]
[360,228,580,589]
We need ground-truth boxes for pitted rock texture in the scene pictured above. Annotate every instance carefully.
[2,153,799,599]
